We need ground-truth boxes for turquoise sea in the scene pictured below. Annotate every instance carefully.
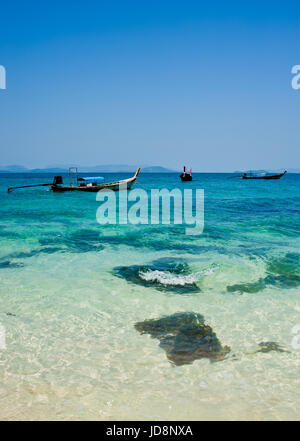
[0,172,300,420]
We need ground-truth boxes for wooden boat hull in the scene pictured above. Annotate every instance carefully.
[242,171,287,180]
[51,168,140,192]
[180,173,192,181]
[52,181,135,192]
[180,166,192,182]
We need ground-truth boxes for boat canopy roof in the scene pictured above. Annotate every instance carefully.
[245,169,285,176]
[79,176,104,181]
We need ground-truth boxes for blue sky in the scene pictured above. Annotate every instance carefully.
[0,1,299,171]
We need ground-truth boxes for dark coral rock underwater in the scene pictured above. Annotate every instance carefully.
[113,258,200,294]
[135,312,230,365]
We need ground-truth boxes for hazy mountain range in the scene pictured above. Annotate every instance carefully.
[0,165,299,173]
[0,164,177,173]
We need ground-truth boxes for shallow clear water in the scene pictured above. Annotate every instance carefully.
[0,172,300,420]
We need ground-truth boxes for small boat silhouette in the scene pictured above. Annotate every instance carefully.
[180,166,192,182]
[242,170,287,180]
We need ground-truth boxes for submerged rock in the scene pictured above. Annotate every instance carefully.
[266,253,300,288]
[135,312,230,365]
[87,228,229,255]
[256,341,288,353]
[227,278,266,294]
[1,247,64,264]
[68,229,104,253]
[227,253,300,294]
[0,260,24,269]
[114,259,201,293]
[0,230,21,239]
[15,247,63,258]
[39,229,104,253]
[0,260,14,269]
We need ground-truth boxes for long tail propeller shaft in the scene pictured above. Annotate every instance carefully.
[7,183,52,193]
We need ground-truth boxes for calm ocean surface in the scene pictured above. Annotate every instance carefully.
[0,172,300,420]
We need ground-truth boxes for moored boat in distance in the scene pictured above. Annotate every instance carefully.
[180,166,192,181]
[242,170,287,180]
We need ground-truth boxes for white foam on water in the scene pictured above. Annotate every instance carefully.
[138,267,217,286]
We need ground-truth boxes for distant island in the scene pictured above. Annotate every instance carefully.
[0,165,178,173]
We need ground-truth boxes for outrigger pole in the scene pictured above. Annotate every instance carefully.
[8,175,63,193]
[8,182,53,193]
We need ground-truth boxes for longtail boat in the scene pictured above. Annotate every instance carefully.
[242,170,287,180]
[8,168,140,193]
[180,166,192,181]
